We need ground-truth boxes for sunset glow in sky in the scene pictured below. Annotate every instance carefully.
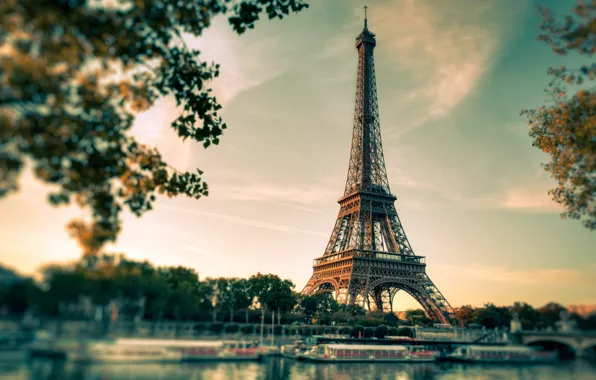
[1,0,595,310]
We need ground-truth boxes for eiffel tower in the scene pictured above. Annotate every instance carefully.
[302,8,454,324]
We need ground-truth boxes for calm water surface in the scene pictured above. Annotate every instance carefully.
[1,358,596,380]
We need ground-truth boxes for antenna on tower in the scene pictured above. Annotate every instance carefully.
[364,5,368,29]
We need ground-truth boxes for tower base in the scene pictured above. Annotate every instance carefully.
[302,249,453,324]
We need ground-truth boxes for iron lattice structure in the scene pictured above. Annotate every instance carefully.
[302,13,454,324]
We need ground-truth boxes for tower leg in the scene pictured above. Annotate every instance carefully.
[389,288,400,312]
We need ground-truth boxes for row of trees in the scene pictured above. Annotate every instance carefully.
[0,256,298,324]
[1,256,595,331]
[454,302,596,331]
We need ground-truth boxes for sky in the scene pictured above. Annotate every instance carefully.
[1,0,595,310]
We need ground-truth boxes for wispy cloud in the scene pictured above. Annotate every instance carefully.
[387,167,434,190]
[499,187,563,213]
[406,165,563,214]
[241,199,325,214]
[202,168,342,213]
[210,180,338,213]
[440,188,563,214]
[440,264,596,286]
[185,245,220,258]
[128,97,193,172]
[157,203,328,236]
[332,0,525,139]
[128,15,298,173]
[183,17,292,104]
[469,171,562,213]
[308,0,511,140]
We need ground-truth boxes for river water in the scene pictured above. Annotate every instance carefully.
[1,358,596,380]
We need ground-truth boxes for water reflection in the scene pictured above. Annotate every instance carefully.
[3,358,594,380]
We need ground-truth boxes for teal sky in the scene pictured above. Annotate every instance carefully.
[1,0,595,310]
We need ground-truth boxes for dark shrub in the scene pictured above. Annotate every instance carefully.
[351,326,364,338]
[388,327,400,336]
[210,322,224,334]
[384,312,399,326]
[397,327,413,338]
[375,325,389,339]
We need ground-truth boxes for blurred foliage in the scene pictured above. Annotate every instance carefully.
[454,305,475,327]
[403,309,433,327]
[248,272,297,322]
[470,303,511,329]
[0,0,308,249]
[383,311,400,326]
[300,292,339,324]
[0,254,300,323]
[452,302,595,330]
[521,0,595,229]
[2,256,595,331]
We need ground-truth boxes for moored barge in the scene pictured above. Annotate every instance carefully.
[446,345,558,364]
[301,344,439,363]
[70,339,262,363]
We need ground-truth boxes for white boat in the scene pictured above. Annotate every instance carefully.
[72,340,182,364]
[446,345,558,363]
[301,344,439,362]
[177,340,262,361]
[71,339,262,363]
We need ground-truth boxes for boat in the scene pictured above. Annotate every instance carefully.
[259,345,280,358]
[0,331,31,362]
[281,340,310,359]
[71,339,262,363]
[179,340,262,361]
[386,336,415,341]
[446,345,558,363]
[300,344,439,363]
[28,331,74,360]
[71,340,183,364]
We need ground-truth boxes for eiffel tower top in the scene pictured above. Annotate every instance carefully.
[343,5,391,198]
[356,6,376,46]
